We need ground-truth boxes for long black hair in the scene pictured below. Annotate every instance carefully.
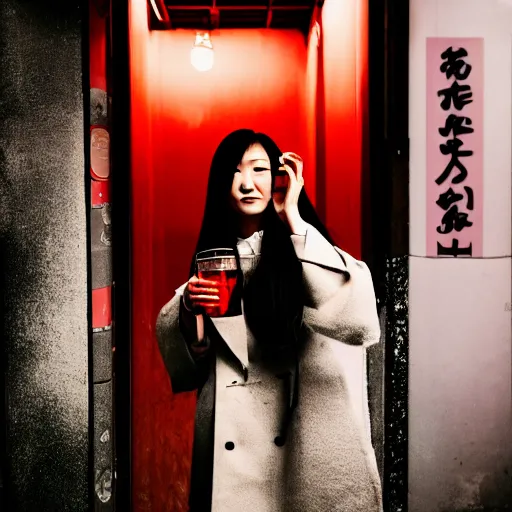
[189,129,335,351]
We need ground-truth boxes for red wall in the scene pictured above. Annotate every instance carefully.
[320,0,367,258]
[129,1,312,509]
[128,0,367,509]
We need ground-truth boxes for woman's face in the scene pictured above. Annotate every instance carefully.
[229,143,272,216]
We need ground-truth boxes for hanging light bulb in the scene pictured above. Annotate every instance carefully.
[191,32,214,72]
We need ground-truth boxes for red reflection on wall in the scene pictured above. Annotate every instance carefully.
[321,0,368,258]
[129,0,367,509]
[89,0,107,91]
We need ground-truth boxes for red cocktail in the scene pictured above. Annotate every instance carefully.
[196,248,238,317]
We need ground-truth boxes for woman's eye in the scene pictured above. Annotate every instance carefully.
[254,167,270,172]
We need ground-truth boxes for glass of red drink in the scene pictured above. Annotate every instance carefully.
[196,248,238,317]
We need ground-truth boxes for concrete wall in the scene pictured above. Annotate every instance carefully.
[0,0,89,509]
[409,0,512,510]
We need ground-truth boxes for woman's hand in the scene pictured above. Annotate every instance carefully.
[183,275,220,313]
[272,152,308,235]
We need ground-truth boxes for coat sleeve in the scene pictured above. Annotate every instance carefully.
[156,293,210,393]
[291,224,380,347]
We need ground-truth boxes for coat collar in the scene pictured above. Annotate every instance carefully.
[290,225,349,275]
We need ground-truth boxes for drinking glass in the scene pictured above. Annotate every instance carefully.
[196,248,238,317]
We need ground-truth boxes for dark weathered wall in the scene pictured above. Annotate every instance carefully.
[0,1,89,510]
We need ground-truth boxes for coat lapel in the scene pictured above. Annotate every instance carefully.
[207,313,249,379]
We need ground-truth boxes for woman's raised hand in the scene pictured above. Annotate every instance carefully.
[272,151,308,235]
[183,275,220,313]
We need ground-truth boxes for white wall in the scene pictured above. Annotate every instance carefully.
[409,0,512,510]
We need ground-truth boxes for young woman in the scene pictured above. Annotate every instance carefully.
[156,129,382,511]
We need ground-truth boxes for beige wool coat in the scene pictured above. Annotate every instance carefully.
[157,224,383,511]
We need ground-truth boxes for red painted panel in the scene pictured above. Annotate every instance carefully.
[89,0,107,91]
[92,286,112,329]
[91,179,111,207]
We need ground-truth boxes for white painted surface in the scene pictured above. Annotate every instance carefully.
[410,0,512,257]
[409,257,512,511]
[409,1,512,510]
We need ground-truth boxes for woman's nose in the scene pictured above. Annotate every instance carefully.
[239,171,255,193]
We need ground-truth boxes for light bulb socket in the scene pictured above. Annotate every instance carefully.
[193,32,213,50]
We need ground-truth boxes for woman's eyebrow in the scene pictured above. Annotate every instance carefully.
[249,158,270,163]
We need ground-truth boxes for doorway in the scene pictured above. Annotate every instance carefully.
[108,0,408,509]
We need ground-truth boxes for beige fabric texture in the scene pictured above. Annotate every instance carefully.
[157,224,383,511]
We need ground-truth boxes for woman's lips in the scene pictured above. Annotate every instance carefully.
[241,197,260,203]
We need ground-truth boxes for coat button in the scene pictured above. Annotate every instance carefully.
[225,442,235,450]
[274,436,285,447]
